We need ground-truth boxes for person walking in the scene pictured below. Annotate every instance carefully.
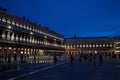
[70,54,74,66]
[99,53,103,64]
[54,54,57,64]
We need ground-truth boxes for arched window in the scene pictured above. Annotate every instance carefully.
[7,31,10,40]
[93,44,95,47]
[103,44,105,47]
[96,44,98,47]
[20,36,23,41]
[15,35,18,41]
[86,44,88,47]
[23,36,26,42]
[12,21,15,25]
[7,19,11,24]
[11,33,14,41]
[89,44,92,47]
[2,31,6,39]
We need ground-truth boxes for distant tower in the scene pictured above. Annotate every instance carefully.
[74,34,76,39]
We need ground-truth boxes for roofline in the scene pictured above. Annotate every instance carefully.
[64,36,116,39]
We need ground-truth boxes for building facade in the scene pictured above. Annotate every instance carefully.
[65,37,120,56]
[0,8,65,63]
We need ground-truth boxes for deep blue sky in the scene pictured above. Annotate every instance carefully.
[0,0,120,38]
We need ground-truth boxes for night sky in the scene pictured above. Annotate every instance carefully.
[0,0,120,38]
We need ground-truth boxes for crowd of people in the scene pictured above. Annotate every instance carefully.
[69,52,119,66]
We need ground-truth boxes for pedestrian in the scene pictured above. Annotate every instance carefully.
[70,54,74,66]
[83,54,87,61]
[79,53,82,62]
[93,54,97,65]
[99,54,103,64]
[54,54,57,64]
[14,53,17,61]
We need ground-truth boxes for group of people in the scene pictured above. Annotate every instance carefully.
[69,53,104,65]
[69,52,120,66]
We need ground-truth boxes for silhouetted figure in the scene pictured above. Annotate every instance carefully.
[93,54,97,65]
[8,54,11,63]
[20,54,23,62]
[27,54,29,59]
[83,54,87,61]
[1,54,3,61]
[105,52,107,57]
[14,53,17,61]
[70,54,74,66]
[79,53,83,62]
[99,54,103,64]
[89,54,93,62]
[111,52,117,59]
[0,54,2,61]
[33,54,36,63]
[54,55,57,64]
[4,53,7,61]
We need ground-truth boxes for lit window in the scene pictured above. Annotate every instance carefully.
[7,32,10,40]
[20,24,23,27]
[12,21,15,25]
[93,45,95,47]
[64,45,66,48]
[74,45,75,48]
[16,35,18,41]
[33,28,35,31]
[23,37,26,42]
[29,27,32,30]
[89,44,92,47]
[11,33,14,41]
[44,36,47,38]
[20,36,22,41]
[110,44,113,47]
[30,32,33,35]
[7,20,11,24]
[8,25,11,29]
[103,44,105,47]
[27,26,29,29]
[67,45,69,48]
[9,47,12,50]
[95,50,97,54]
[96,44,98,47]
[27,38,29,42]
[86,45,88,47]
[83,45,85,48]
[24,25,26,29]
[77,45,79,48]
[32,38,34,43]
[2,31,5,39]
[106,44,109,47]
[80,45,82,48]
[37,40,39,44]
[16,23,19,26]
[2,18,6,22]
